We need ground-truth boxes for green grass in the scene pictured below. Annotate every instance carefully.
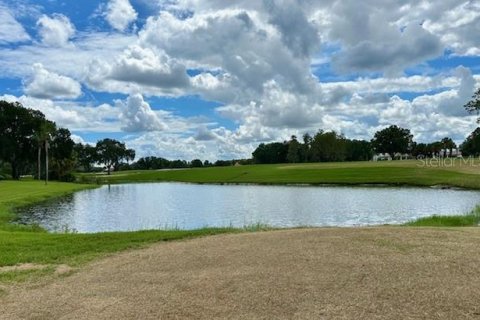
[0,180,96,231]
[77,160,480,189]
[0,180,267,282]
[405,208,480,227]
[2,160,480,282]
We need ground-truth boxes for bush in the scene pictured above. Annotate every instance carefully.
[59,173,76,182]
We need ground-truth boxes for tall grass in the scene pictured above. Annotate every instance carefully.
[405,207,480,227]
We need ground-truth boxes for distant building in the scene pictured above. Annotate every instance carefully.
[372,153,392,161]
[439,148,462,157]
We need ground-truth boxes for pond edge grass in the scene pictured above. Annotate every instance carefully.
[405,207,480,227]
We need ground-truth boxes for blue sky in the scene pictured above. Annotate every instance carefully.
[0,0,479,160]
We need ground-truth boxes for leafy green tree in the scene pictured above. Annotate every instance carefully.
[286,135,302,163]
[371,125,413,157]
[345,139,373,161]
[311,130,346,162]
[412,143,428,157]
[191,159,204,167]
[464,88,480,122]
[0,101,49,179]
[302,133,313,162]
[95,138,135,175]
[460,128,480,156]
[74,143,98,172]
[252,142,288,164]
[49,128,76,180]
[428,141,443,157]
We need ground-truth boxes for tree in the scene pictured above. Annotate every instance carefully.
[286,135,301,163]
[464,88,480,122]
[371,125,413,157]
[74,143,98,172]
[0,101,48,179]
[95,138,135,175]
[345,140,373,161]
[252,142,288,164]
[302,133,313,162]
[33,120,56,180]
[49,128,76,180]
[460,128,480,157]
[311,130,346,162]
[190,159,203,167]
[441,137,456,157]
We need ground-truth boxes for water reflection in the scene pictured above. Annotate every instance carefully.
[16,183,480,233]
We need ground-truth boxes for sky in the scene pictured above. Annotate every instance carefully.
[0,0,479,161]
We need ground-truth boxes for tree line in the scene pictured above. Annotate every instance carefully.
[0,101,136,180]
[252,125,480,164]
[0,101,252,180]
[3,88,480,178]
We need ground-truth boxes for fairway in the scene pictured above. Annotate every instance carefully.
[79,160,480,189]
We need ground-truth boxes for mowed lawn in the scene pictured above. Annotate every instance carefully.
[80,160,480,189]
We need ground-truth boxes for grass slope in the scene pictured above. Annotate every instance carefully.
[79,160,480,189]
[2,161,480,281]
[406,208,480,227]
[0,180,259,281]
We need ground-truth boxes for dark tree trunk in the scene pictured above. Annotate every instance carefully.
[11,161,19,180]
[37,146,41,180]
[45,140,49,185]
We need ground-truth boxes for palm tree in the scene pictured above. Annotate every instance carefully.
[33,121,55,181]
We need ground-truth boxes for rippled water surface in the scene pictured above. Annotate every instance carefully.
[16,183,480,233]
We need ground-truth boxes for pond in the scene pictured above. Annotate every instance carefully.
[15,183,480,233]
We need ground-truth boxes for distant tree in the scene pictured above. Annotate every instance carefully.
[441,137,456,157]
[371,125,413,157]
[74,143,98,172]
[286,135,302,163]
[460,128,480,157]
[0,101,49,179]
[412,143,428,157]
[464,88,480,122]
[252,142,288,164]
[302,133,313,162]
[345,139,373,161]
[49,128,76,180]
[95,138,135,175]
[33,120,56,180]
[428,141,443,157]
[191,159,203,167]
[214,160,233,167]
[311,130,346,162]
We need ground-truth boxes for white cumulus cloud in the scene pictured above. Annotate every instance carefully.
[37,14,75,47]
[105,0,138,32]
[24,63,82,100]
[117,94,166,132]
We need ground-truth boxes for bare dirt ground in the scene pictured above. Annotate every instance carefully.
[2,227,480,320]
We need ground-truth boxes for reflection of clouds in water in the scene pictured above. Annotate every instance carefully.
[16,184,480,233]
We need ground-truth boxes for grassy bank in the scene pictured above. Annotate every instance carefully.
[78,160,480,189]
[0,180,262,282]
[406,208,480,227]
[2,160,480,282]
[0,181,96,231]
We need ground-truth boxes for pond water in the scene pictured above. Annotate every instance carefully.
[16,183,480,233]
